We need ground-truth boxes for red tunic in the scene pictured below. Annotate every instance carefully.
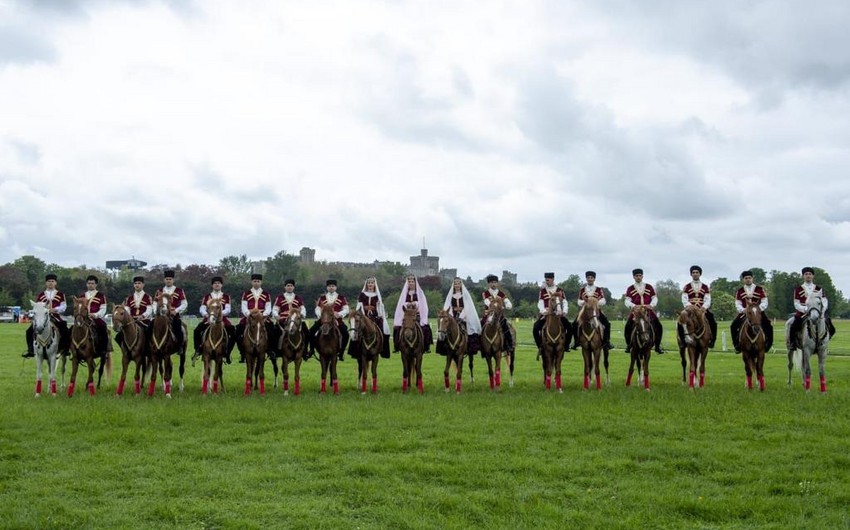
[317,293,348,325]
[736,286,767,306]
[81,291,108,324]
[577,286,605,302]
[539,287,566,305]
[36,290,66,324]
[273,293,305,320]
[683,283,710,307]
[625,284,657,321]
[794,285,826,317]
[240,289,271,325]
[154,287,187,312]
[123,292,153,319]
[202,293,233,326]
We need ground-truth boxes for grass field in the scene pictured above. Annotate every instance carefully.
[2,319,850,529]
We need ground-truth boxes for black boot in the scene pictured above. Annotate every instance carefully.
[22,349,34,358]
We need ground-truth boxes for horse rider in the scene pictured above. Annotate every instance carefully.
[571,271,614,351]
[117,275,154,349]
[235,273,273,363]
[481,274,513,353]
[788,267,836,350]
[310,279,350,361]
[679,265,718,349]
[437,277,481,355]
[193,276,235,364]
[23,273,70,358]
[392,275,434,353]
[271,278,310,358]
[730,270,773,353]
[623,268,664,354]
[352,277,391,359]
[153,270,187,352]
[81,274,111,359]
[532,272,572,356]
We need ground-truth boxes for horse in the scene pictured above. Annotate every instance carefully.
[200,298,227,395]
[349,309,384,394]
[30,301,60,397]
[399,304,425,394]
[315,304,341,394]
[112,305,148,396]
[437,309,467,393]
[242,310,269,396]
[576,296,608,390]
[625,306,654,391]
[277,311,307,396]
[677,305,713,389]
[147,293,176,397]
[539,295,567,392]
[67,296,106,397]
[738,299,766,391]
[785,295,830,392]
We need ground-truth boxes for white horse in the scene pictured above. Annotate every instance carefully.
[31,301,60,397]
[785,295,830,392]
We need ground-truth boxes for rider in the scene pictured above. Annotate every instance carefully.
[23,273,70,358]
[788,267,836,350]
[153,270,187,354]
[730,270,773,353]
[194,276,235,364]
[571,271,613,351]
[352,277,391,359]
[532,272,572,356]
[680,265,718,349]
[481,274,513,354]
[310,279,350,361]
[117,276,154,349]
[271,278,310,358]
[82,274,111,359]
[392,275,433,353]
[624,268,664,354]
[437,277,481,356]
[235,273,272,363]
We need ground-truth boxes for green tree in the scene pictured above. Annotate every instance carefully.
[708,277,738,297]
[654,279,681,318]
[766,270,799,319]
[711,292,736,321]
[558,274,583,298]
[12,255,47,293]
[0,265,28,304]
[264,250,300,287]
[219,255,253,275]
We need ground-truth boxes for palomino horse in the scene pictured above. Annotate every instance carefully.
[31,301,60,397]
[481,297,515,390]
[540,295,567,392]
[200,298,227,394]
[677,305,712,389]
[315,304,341,394]
[112,305,148,396]
[626,306,654,390]
[576,296,608,390]
[277,311,307,396]
[242,310,269,396]
[148,293,176,397]
[67,296,106,397]
[437,309,467,394]
[738,299,766,391]
[399,304,425,394]
[785,296,830,393]
[349,309,384,394]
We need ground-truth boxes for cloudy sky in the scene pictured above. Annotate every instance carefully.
[2,0,850,292]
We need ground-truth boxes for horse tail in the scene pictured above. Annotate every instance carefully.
[792,348,802,373]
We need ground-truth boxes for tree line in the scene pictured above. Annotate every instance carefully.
[1,254,846,320]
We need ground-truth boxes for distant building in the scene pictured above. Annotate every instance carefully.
[439,268,457,282]
[106,258,147,270]
[299,247,315,264]
[408,248,439,277]
[501,270,517,286]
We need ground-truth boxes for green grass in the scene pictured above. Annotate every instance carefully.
[2,320,850,529]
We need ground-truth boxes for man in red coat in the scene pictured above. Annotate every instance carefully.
[730,270,774,353]
[116,275,154,349]
[23,273,70,357]
[309,279,350,361]
[788,267,836,350]
[679,265,718,349]
[624,268,664,354]
[193,276,236,364]
[82,274,111,358]
[235,273,272,363]
[154,270,188,353]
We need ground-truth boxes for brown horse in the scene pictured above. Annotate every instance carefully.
[576,296,608,390]
[481,297,511,391]
[315,304,341,394]
[540,295,567,392]
[739,299,766,391]
[437,309,467,394]
[67,296,106,397]
[399,304,425,393]
[350,309,384,394]
[242,310,269,395]
[278,311,307,396]
[677,305,712,389]
[626,306,654,390]
[201,299,227,394]
[148,293,175,397]
[112,305,148,396]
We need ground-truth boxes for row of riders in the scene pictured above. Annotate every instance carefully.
[23,266,836,396]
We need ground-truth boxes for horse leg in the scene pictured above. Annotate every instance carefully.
[603,346,610,387]
[87,353,97,396]
[67,355,80,397]
[543,351,552,390]
[272,355,280,389]
[818,350,827,393]
[744,351,754,390]
[294,357,302,396]
[401,354,409,394]
[371,355,378,394]
[455,352,464,394]
[331,356,339,395]
[178,348,186,392]
[416,353,424,394]
[444,355,452,392]
[59,353,67,390]
[117,349,130,396]
[468,352,475,385]
[698,350,706,388]
[360,358,368,395]
[321,356,328,394]
[163,354,173,397]
[282,357,290,395]
[35,349,44,397]
[643,352,651,391]
[245,354,253,396]
[756,350,766,392]
[555,351,564,393]
[802,350,811,391]
[626,354,635,387]
[95,350,105,392]
[594,349,602,391]
[258,353,266,396]
[495,350,502,389]
[487,354,495,391]
[48,349,58,396]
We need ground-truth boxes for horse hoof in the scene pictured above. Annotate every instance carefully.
[509,379,514,388]
[283,390,289,396]
[165,393,172,399]
[35,393,41,398]
[558,389,564,394]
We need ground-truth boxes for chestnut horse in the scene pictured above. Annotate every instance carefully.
[437,309,467,394]
[148,293,175,397]
[278,311,307,396]
[242,310,269,395]
[576,296,608,390]
[67,296,106,397]
[112,305,148,396]
[349,309,384,394]
[399,304,425,394]
[626,306,654,390]
[738,299,766,391]
[315,304,341,394]
[31,301,60,397]
[677,305,712,389]
[540,295,567,392]
[481,297,514,390]
[201,298,227,394]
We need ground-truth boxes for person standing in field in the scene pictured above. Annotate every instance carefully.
[623,268,664,354]
[730,270,773,353]
[680,265,718,349]
[23,273,70,358]
[393,275,433,353]
[571,271,613,351]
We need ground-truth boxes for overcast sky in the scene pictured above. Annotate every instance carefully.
[2,0,850,293]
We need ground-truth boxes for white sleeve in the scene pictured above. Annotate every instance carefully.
[272,305,280,319]
[703,293,712,310]
[537,299,546,314]
[624,297,635,309]
[176,297,188,314]
[223,302,231,316]
[56,300,67,313]
[315,304,322,319]
[735,298,745,313]
[143,305,153,319]
[124,304,132,315]
[681,292,689,307]
[200,302,208,317]
[649,295,658,308]
[597,296,606,307]
[793,297,807,314]
[300,305,307,318]
[262,302,272,317]
[759,297,768,312]
[504,298,512,310]
[484,297,492,308]
[95,304,106,319]
[577,297,585,308]
[339,302,350,318]
[242,299,250,317]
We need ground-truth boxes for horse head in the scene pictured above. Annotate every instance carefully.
[744,298,762,332]
[630,306,652,347]
[349,310,361,341]
[285,310,302,336]
[319,304,336,336]
[72,296,90,325]
[806,294,825,322]
[487,297,504,324]
[579,296,600,329]
[436,308,451,341]
[31,300,49,332]
[112,304,129,332]
[206,298,222,324]
[156,293,173,318]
